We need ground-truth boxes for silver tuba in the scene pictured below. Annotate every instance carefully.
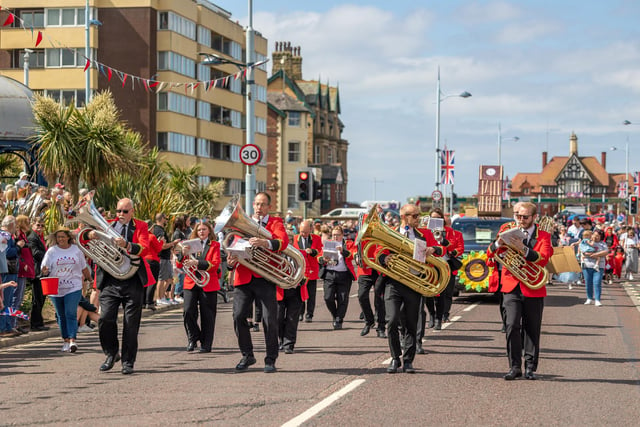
[176,239,210,288]
[70,191,140,280]
[214,194,306,289]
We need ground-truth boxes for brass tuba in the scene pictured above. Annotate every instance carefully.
[355,205,450,297]
[70,191,140,280]
[214,194,306,289]
[493,227,548,290]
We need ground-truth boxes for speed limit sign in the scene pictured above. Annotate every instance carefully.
[239,144,262,166]
[431,190,443,201]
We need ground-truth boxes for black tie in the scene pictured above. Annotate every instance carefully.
[121,224,128,240]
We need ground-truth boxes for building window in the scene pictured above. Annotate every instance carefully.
[157,132,196,155]
[45,48,86,68]
[327,147,334,164]
[197,138,210,158]
[46,8,88,26]
[226,179,243,196]
[157,92,195,117]
[314,145,321,163]
[198,176,211,187]
[288,112,301,127]
[197,25,211,47]
[287,183,298,209]
[20,10,45,28]
[44,89,85,107]
[288,141,301,162]
[157,11,196,40]
[14,49,45,69]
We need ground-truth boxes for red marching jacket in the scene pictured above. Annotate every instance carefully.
[486,222,552,297]
[176,240,221,292]
[279,233,324,302]
[232,215,289,287]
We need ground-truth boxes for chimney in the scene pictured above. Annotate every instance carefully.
[569,132,578,155]
[542,151,548,168]
[271,41,303,80]
[601,151,606,169]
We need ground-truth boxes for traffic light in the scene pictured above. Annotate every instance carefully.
[630,195,638,215]
[313,181,322,202]
[296,169,312,202]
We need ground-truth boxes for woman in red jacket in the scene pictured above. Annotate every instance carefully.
[142,228,164,311]
[176,221,221,353]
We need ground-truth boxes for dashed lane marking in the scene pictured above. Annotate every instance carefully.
[440,315,461,330]
[282,379,366,427]
[463,302,480,312]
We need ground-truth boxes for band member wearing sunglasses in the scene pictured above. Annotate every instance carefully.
[487,202,551,381]
[83,198,153,375]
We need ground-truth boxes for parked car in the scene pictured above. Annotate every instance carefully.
[451,216,513,293]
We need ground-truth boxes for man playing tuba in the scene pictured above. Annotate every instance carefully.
[487,202,552,381]
[227,192,289,373]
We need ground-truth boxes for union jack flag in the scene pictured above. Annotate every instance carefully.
[634,172,640,196]
[440,149,455,185]
[618,181,628,199]
[502,176,510,201]
[0,307,29,320]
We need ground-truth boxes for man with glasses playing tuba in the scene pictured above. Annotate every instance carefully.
[487,202,552,381]
[227,192,288,373]
[377,204,445,374]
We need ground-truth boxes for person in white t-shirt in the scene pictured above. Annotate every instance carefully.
[41,227,91,353]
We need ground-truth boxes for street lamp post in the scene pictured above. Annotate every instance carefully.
[434,66,471,192]
[23,49,33,86]
[85,1,102,104]
[610,139,629,223]
[497,122,519,169]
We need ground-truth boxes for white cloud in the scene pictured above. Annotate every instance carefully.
[494,20,562,44]
[457,1,523,24]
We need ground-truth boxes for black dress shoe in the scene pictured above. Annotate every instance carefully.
[121,364,134,375]
[299,314,304,321]
[264,363,277,373]
[387,359,400,374]
[333,319,342,330]
[199,348,211,353]
[377,330,387,338]
[416,343,426,354]
[252,324,260,332]
[525,369,537,380]
[504,367,522,380]
[235,355,257,371]
[359,312,365,320]
[304,316,313,323]
[360,323,372,336]
[403,362,416,373]
[32,325,49,331]
[187,342,197,352]
[284,347,294,354]
[434,319,442,330]
[100,354,121,372]
[428,318,435,328]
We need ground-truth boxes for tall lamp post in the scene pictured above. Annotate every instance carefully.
[610,139,629,223]
[200,2,256,214]
[434,66,471,192]
[23,48,33,86]
[497,122,519,169]
[85,0,102,104]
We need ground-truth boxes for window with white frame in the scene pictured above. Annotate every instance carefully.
[287,183,298,209]
[157,92,195,117]
[20,10,45,28]
[255,85,267,103]
[46,8,90,26]
[288,141,301,162]
[327,147,334,164]
[256,117,267,134]
[226,179,243,196]
[157,132,196,155]
[197,25,211,47]
[197,138,210,158]
[198,176,211,187]
[314,145,321,163]
[45,89,86,107]
[158,51,195,78]
[157,11,195,40]
[46,48,87,67]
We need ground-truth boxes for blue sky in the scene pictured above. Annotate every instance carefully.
[212,0,640,204]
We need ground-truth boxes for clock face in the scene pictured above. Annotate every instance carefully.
[486,168,496,177]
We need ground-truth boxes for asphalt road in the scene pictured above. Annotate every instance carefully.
[2,280,640,426]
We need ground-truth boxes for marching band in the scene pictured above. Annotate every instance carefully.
[12,189,553,380]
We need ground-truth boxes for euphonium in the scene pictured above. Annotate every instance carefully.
[493,227,548,290]
[177,240,210,288]
[214,194,306,289]
[355,205,450,297]
[71,191,140,280]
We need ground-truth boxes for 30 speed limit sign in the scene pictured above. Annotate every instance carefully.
[239,144,261,166]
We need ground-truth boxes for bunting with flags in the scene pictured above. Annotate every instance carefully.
[0,6,268,94]
[440,149,455,185]
[618,181,628,199]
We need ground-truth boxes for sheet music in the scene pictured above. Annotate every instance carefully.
[323,240,340,263]
[413,238,427,263]
[181,238,203,254]
[224,238,253,260]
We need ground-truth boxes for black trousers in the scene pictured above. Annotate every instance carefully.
[98,279,144,366]
[385,279,421,363]
[277,287,302,350]
[254,300,263,323]
[442,273,456,318]
[323,270,352,322]
[232,278,279,364]
[424,296,444,321]
[503,286,544,371]
[357,271,385,330]
[183,286,217,351]
[300,279,317,319]
[146,260,159,306]
[29,278,46,328]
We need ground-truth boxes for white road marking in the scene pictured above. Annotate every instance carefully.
[440,315,461,330]
[350,293,358,298]
[282,379,366,427]
[381,357,392,365]
[463,302,480,312]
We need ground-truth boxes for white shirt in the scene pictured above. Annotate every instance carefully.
[41,245,87,297]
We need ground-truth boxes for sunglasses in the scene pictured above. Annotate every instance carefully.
[515,214,531,220]
[116,209,130,214]
[405,213,420,219]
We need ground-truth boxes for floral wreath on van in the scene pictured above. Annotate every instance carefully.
[457,250,492,292]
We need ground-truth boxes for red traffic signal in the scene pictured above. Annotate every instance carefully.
[298,171,309,181]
